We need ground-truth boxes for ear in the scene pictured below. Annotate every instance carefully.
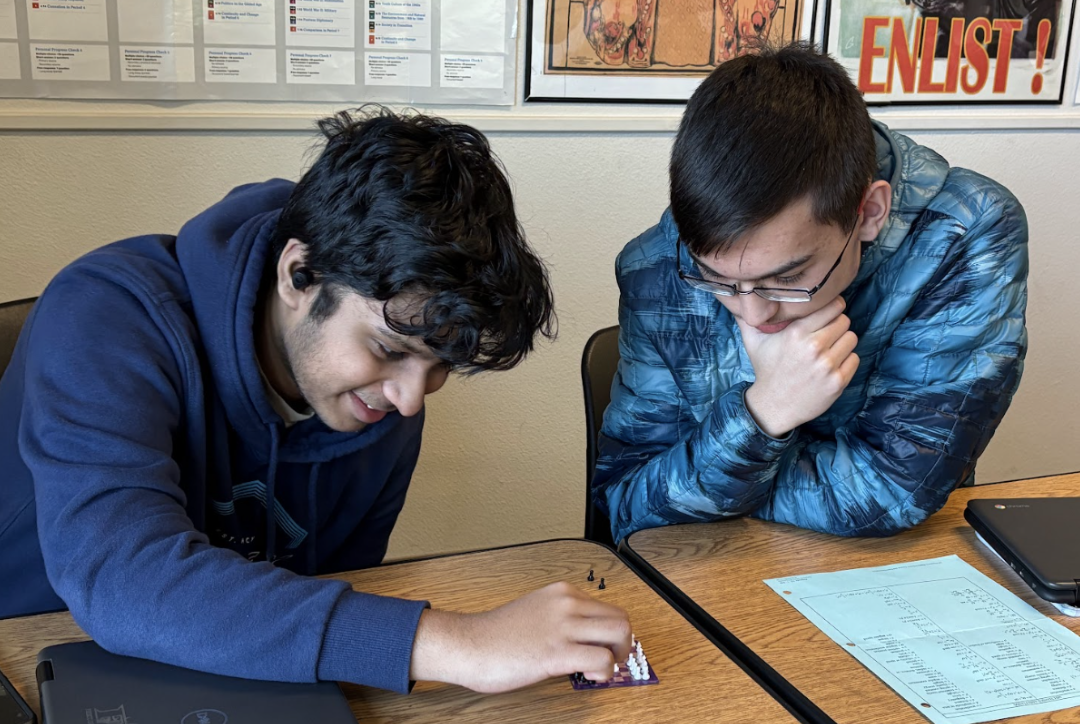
[275,238,315,313]
[856,180,892,242]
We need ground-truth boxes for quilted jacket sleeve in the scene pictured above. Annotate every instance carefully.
[594,261,800,543]
[595,178,1027,543]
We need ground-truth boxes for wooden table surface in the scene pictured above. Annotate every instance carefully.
[0,539,796,723]
[626,473,1080,724]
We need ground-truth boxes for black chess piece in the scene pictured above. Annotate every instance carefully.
[587,569,594,582]
[599,578,606,590]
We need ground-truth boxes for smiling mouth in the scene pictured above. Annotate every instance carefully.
[354,394,394,413]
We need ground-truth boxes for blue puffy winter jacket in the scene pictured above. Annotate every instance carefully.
[594,123,1028,543]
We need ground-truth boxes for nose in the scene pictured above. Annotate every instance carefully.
[736,292,780,328]
[384,367,448,418]
[384,374,425,418]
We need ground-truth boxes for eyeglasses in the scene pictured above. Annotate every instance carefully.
[677,216,859,303]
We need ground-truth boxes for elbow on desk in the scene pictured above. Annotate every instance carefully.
[47,571,159,663]
[60,597,140,658]
[824,503,937,538]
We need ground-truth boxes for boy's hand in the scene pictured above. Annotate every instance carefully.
[409,582,632,693]
[739,297,860,438]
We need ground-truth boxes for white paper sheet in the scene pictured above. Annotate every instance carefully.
[203,0,276,46]
[441,0,503,53]
[364,50,428,85]
[367,0,429,50]
[117,0,194,44]
[204,46,276,82]
[0,0,17,40]
[25,0,107,42]
[0,42,20,78]
[286,48,354,83]
[121,46,195,83]
[30,42,108,79]
[440,53,501,88]
[766,556,1080,724]
[286,0,354,48]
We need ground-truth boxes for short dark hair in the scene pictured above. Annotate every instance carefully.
[670,42,876,257]
[271,106,556,374]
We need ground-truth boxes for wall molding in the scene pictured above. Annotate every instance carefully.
[1,106,1080,133]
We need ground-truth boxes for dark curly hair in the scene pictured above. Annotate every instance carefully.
[270,106,556,374]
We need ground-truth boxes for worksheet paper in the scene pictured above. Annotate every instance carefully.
[765,556,1080,724]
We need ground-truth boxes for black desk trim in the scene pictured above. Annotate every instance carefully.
[376,537,820,722]
[616,474,1080,724]
[620,538,835,724]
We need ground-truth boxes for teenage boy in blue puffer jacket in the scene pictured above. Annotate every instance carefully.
[594,43,1028,544]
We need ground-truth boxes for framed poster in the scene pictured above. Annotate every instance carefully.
[526,0,816,102]
[825,0,1076,103]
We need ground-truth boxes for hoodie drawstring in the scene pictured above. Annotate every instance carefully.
[307,464,320,575]
[265,424,280,565]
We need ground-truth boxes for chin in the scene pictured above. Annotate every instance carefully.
[305,403,356,433]
[325,416,367,433]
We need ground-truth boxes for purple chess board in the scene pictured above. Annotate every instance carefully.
[568,666,659,690]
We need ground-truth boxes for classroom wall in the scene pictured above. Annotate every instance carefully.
[0,124,1077,560]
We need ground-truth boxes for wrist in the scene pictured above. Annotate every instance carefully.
[744,383,796,439]
[410,609,474,687]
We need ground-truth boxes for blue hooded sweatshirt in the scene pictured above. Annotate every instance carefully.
[0,180,431,693]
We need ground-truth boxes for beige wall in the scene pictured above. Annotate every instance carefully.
[1,125,1077,560]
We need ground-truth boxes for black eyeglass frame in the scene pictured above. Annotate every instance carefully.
[676,215,860,303]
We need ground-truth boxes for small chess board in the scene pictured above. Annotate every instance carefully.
[569,635,657,690]
[569,666,659,690]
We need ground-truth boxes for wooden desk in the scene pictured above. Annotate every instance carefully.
[625,473,1080,724]
[0,539,796,723]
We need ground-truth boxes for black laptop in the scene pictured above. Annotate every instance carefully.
[965,497,1080,605]
[37,641,357,724]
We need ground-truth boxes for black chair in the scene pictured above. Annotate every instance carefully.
[581,325,620,548]
[0,298,35,377]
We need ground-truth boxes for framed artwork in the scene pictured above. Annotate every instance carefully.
[824,0,1076,103]
[526,0,816,101]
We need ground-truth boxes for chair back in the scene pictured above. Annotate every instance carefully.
[0,298,35,377]
[581,326,620,547]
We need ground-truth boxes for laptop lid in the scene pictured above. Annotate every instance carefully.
[964,498,1080,605]
[37,641,357,724]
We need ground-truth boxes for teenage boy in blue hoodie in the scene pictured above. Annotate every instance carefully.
[0,109,632,694]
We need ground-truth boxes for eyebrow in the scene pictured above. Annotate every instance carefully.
[690,251,816,282]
